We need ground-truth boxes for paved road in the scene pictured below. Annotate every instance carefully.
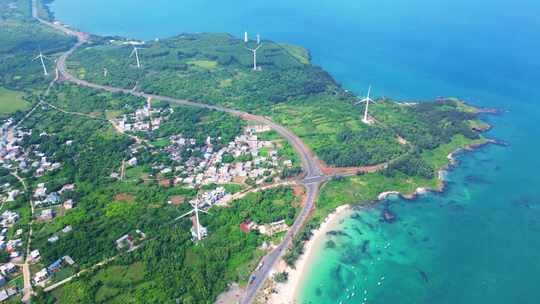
[31,3,327,302]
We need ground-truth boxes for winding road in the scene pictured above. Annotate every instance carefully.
[31,1,328,302]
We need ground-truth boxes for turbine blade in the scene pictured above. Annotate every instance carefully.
[175,210,194,221]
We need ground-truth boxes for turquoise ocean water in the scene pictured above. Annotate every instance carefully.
[49,0,540,303]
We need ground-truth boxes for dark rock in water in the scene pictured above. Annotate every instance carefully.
[422,237,430,242]
[449,204,466,212]
[465,175,492,185]
[315,287,323,296]
[361,240,370,253]
[494,165,501,171]
[352,227,363,235]
[326,230,350,238]
[341,252,361,265]
[350,214,364,222]
[325,240,336,249]
[334,265,343,283]
[492,139,509,147]
[417,269,429,283]
[381,208,397,223]
[512,196,540,208]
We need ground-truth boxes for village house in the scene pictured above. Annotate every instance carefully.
[34,183,47,198]
[33,268,48,284]
[239,220,256,234]
[47,235,59,243]
[63,199,75,209]
[115,234,134,250]
[257,220,289,236]
[0,287,17,302]
[30,249,40,261]
[39,209,55,221]
[0,211,18,227]
[0,263,16,276]
[62,225,73,234]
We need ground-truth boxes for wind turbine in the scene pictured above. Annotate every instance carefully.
[355,85,375,124]
[33,49,48,76]
[175,200,209,241]
[130,46,142,69]
[244,31,248,43]
[245,33,263,71]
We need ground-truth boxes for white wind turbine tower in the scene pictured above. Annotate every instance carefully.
[356,85,375,124]
[175,200,209,241]
[33,49,48,76]
[130,46,142,69]
[245,33,263,71]
[244,31,249,43]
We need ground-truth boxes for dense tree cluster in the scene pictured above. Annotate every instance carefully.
[384,151,435,179]
[318,127,406,167]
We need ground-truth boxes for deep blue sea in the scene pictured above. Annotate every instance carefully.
[50,0,540,303]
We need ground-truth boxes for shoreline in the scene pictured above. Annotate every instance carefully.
[265,204,350,304]
[269,138,496,303]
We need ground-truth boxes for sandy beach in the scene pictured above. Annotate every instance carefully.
[266,204,351,304]
[261,144,483,304]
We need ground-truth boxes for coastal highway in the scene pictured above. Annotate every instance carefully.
[32,2,326,302]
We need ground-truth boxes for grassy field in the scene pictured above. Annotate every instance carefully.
[316,172,436,221]
[186,59,218,69]
[278,43,310,64]
[50,262,147,303]
[0,87,29,114]
[421,134,487,170]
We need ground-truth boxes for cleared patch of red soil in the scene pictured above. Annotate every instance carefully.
[114,193,135,203]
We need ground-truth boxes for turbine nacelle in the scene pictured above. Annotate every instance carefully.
[33,49,49,76]
[129,46,144,69]
[354,85,375,124]
[244,33,263,71]
[175,200,209,241]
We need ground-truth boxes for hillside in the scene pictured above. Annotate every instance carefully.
[67,34,487,169]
